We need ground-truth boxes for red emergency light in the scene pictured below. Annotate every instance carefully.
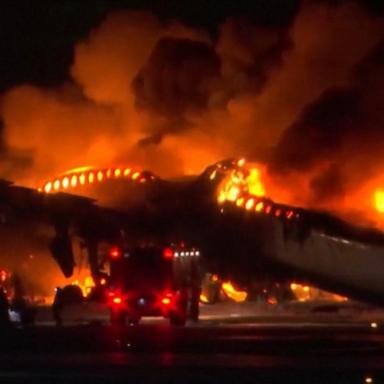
[161,297,171,305]
[162,247,174,259]
[108,290,124,307]
[160,292,175,307]
[109,246,121,259]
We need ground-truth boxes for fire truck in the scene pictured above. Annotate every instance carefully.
[106,243,201,326]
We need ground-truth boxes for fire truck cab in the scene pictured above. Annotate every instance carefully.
[107,244,201,326]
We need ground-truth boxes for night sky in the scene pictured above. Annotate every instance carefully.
[1,0,381,91]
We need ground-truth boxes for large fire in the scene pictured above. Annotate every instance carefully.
[215,159,384,228]
[216,159,299,221]
[38,158,384,228]
[217,159,265,204]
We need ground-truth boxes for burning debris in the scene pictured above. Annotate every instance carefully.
[221,281,248,303]
[289,283,348,303]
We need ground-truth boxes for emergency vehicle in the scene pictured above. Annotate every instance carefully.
[106,243,201,326]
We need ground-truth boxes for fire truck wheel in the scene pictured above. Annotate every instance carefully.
[169,311,186,326]
[110,310,126,325]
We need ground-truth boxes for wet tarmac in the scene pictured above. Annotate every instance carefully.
[0,319,384,383]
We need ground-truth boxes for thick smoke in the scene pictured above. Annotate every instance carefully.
[0,1,383,224]
[217,18,292,96]
[271,88,361,173]
[132,37,222,138]
[133,38,221,115]
[270,38,384,216]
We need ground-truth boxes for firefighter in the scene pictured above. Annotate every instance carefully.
[52,287,63,326]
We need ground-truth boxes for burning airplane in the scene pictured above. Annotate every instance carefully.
[0,1,384,306]
[0,158,383,306]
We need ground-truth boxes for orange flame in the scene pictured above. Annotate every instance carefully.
[374,189,384,213]
[72,275,95,297]
[217,159,265,204]
[290,282,348,302]
[216,159,301,222]
[222,281,247,302]
[40,166,157,193]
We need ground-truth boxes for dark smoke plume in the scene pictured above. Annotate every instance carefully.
[133,37,222,117]
[270,37,384,205]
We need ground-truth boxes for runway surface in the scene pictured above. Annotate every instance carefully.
[2,305,384,383]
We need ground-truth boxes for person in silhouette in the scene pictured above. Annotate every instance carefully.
[52,287,63,326]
